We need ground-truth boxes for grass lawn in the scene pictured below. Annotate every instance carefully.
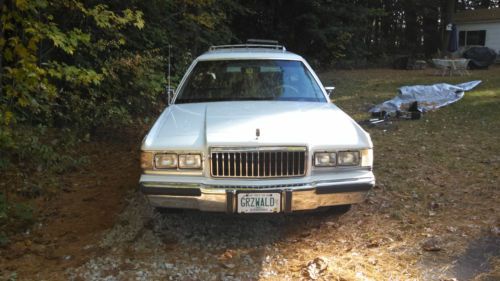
[315,66,500,280]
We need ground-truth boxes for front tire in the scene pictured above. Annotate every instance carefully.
[155,207,185,214]
[331,204,352,214]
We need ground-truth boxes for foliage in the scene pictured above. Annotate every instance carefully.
[0,0,148,168]
[231,1,374,66]
[0,192,34,244]
[53,51,166,131]
[12,127,89,173]
[100,51,166,123]
[0,0,144,127]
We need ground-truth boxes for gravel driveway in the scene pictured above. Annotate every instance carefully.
[68,192,350,281]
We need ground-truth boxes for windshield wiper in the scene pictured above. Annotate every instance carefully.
[176,97,275,103]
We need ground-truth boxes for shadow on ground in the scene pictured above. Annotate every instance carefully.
[68,193,349,280]
[421,235,500,281]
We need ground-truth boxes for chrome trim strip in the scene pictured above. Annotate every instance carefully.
[274,152,277,177]
[211,146,307,152]
[144,170,203,176]
[141,177,374,191]
[142,182,200,188]
[204,183,311,190]
[222,153,225,177]
[257,152,260,177]
[281,152,283,176]
[251,152,254,176]
[239,152,243,177]
[245,152,248,177]
[286,152,289,176]
[215,153,219,176]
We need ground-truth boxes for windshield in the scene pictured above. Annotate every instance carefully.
[175,60,326,103]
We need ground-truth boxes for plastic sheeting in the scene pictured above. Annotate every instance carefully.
[369,80,482,114]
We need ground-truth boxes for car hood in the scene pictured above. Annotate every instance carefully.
[142,101,372,151]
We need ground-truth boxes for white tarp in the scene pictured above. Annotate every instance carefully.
[369,80,482,113]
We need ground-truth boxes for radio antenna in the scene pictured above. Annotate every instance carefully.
[168,44,171,94]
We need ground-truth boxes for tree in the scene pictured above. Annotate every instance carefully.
[422,0,442,56]
[0,0,144,167]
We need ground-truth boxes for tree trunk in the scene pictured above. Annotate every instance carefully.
[423,1,440,57]
[404,5,418,54]
[381,0,394,51]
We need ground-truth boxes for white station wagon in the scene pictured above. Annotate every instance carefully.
[140,41,374,213]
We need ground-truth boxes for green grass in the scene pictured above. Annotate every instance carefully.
[320,67,500,185]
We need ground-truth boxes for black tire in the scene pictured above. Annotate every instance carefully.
[155,207,185,214]
[288,204,352,216]
[331,204,352,214]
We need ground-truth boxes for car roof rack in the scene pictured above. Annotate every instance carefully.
[209,39,286,52]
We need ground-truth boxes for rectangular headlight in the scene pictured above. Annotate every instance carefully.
[179,154,202,169]
[154,153,178,169]
[314,152,337,167]
[337,151,360,166]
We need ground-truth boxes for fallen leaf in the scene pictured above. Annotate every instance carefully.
[303,256,329,280]
[491,226,500,236]
[422,238,442,251]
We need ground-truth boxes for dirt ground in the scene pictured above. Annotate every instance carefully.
[1,67,499,281]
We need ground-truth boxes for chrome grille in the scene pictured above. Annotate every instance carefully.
[204,183,309,190]
[210,147,307,178]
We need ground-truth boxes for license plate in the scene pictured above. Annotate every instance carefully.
[237,193,281,213]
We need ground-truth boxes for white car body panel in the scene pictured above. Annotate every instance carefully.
[139,46,375,213]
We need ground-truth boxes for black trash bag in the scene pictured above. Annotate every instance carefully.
[464,47,497,69]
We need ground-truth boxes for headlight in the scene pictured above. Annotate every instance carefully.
[154,153,178,169]
[360,148,373,167]
[337,151,360,166]
[314,152,337,167]
[140,151,154,170]
[179,154,202,169]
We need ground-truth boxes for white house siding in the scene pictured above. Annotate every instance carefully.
[457,22,500,54]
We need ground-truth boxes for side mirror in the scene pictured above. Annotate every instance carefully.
[165,86,176,105]
[325,86,335,97]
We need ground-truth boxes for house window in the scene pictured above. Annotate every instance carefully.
[459,30,486,46]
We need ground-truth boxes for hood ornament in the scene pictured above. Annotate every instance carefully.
[256,128,260,140]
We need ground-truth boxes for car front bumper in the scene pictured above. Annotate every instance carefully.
[140,172,375,213]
